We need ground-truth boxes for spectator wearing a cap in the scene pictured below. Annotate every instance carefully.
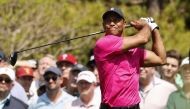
[63,71,101,109]
[87,53,100,86]
[56,53,77,87]
[0,67,28,109]
[29,54,56,98]
[87,49,101,101]
[63,64,87,97]
[139,66,177,109]
[166,57,190,109]
[0,51,7,67]
[29,66,75,109]
[16,66,34,99]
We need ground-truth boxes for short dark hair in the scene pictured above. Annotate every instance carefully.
[166,49,182,65]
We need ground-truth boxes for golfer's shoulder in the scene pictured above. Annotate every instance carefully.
[96,35,122,47]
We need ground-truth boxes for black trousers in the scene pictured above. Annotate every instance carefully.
[100,103,140,109]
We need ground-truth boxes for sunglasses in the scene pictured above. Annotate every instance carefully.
[44,75,58,82]
[0,77,12,84]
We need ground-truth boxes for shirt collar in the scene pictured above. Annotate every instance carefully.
[179,89,190,99]
[79,94,97,108]
[140,76,162,92]
[41,90,64,104]
[0,94,11,105]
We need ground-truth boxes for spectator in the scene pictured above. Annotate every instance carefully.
[139,67,177,109]
[63,71,101,109]
[166,56,190,109]
[30,54,56,96]
[87,54,100,86]
[63,64,87,97]
[86,53,101,101]
[16,66,34,100]
[0,67,28,109]
[160,50,183,87]
[29,66,75,109]
[37,54,56,84]
[56,53,77,87]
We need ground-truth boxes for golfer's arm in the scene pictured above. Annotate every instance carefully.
[122,25,151,51]
[143,29,166,66]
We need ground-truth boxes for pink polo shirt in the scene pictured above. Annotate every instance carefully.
[94,35,146,107]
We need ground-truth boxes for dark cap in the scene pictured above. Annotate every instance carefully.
[71,64,88,72]
[0,51,6,61]
[102,7,124,20]
[44,66,62,76]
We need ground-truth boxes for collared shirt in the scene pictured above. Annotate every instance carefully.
[94,35,145,107]
[63,93,101,109]
[166,89,190,109]
[0,94,11,109]
[29,90,76,109]
[139,76,177,109]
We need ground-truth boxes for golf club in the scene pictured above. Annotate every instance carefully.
[8,24,132,66]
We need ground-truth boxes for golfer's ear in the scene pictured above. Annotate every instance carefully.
[124,21,128,28]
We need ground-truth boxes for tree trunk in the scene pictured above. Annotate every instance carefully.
[147,0,163,16]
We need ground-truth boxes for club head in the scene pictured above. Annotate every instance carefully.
[9,52,18,66]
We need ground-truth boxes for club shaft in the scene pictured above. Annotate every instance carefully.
[16,24,131,53]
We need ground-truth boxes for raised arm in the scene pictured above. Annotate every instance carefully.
[143,29,166,66]
[122,20,151,51]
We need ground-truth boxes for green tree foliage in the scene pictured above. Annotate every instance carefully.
[0,0,189,64]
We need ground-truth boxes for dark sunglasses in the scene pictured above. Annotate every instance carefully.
[0,77,12,84]
[44,75,58,82]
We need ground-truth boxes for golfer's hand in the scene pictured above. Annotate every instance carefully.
[140,17,159,31]
[130,19,148,30]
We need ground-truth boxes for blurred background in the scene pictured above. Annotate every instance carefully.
[0,0,189,64]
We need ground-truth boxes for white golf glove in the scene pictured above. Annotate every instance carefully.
[140,17,159,31]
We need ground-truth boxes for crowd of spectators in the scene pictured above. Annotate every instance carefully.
[0,49,189,109]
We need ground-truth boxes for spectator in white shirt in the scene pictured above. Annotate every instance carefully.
[139,67,177,109]
[63,71,101,109]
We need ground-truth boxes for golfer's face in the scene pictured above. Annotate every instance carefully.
[103,13,125,36]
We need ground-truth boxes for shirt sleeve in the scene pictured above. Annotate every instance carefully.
[135,48,146,66]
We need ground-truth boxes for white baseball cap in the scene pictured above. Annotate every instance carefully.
[0,67,15,81]
[77,71,96,83]
[181,57,189,67]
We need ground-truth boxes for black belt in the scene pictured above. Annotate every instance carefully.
[100,103,139,109]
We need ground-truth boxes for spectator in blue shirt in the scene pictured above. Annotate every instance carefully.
[29,66,75,109]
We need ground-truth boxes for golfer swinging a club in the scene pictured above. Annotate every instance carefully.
[94,7,166,109]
